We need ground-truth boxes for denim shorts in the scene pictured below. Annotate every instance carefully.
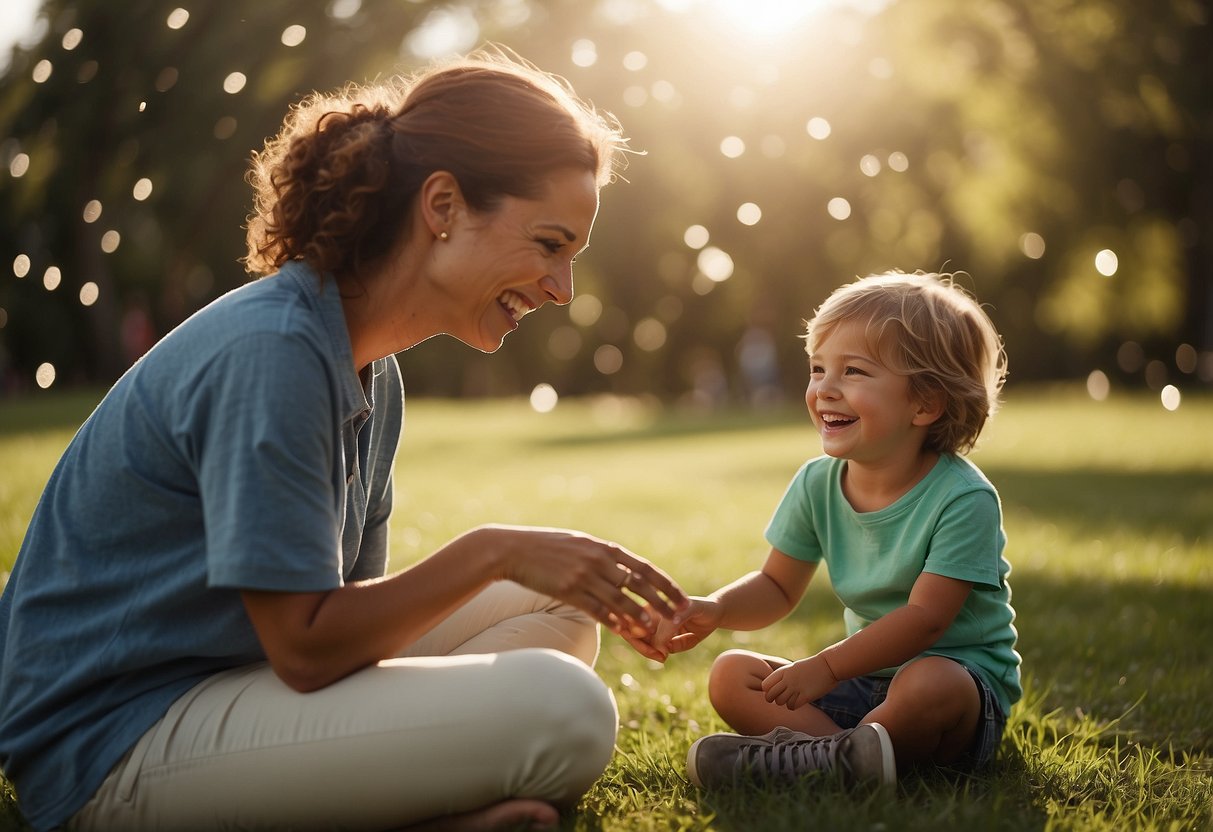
[810,664,1007,768]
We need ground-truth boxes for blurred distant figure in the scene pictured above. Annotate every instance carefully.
[736,321,783,409]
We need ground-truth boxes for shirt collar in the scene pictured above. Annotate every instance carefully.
[279,261,372,423]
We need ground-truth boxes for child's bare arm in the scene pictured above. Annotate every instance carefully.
[711,548,817,631]
[762,572,972,707]
[627,549,816,660]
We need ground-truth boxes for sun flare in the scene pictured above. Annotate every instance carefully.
[706,0,833,37]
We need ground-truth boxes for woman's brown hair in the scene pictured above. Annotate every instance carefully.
[244,47,627,279]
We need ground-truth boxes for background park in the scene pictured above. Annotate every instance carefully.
[0,0,1210,829]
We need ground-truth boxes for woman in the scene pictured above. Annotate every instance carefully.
[0,50,688,831]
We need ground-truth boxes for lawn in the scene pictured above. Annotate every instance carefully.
[1,384,1210,830]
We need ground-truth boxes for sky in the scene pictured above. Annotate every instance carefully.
[0,0,43,72]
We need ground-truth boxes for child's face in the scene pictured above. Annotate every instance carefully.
[805,320,932,465]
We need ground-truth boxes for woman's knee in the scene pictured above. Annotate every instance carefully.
[495,648,618,800]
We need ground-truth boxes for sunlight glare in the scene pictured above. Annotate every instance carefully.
[707,0,826,38]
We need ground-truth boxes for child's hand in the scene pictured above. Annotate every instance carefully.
[761,655,837,710]
[619,597,720,661]
[660,597,722,655]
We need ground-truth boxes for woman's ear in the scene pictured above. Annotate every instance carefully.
[418,170,465,238]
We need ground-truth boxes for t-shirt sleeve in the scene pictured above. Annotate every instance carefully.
[923,489,1004,592]
[192,331,343,591]
[764,462,824,562]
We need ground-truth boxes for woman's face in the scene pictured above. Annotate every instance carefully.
[439,167,600,353]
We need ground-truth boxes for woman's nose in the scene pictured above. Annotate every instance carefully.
[539,267,573,306]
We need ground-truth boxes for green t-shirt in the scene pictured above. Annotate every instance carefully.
[765,453,1022,714]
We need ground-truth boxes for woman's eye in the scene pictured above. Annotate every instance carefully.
[540,239,563,254]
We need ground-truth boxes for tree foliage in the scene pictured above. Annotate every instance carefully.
[1,0,1209,400]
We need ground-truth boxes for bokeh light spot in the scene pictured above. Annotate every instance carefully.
[529,383,559,413]
[1175,343,1197,374]
[633,318,667,351]
[32,60,53,83]
[859,154,881,176]
[82,200,103,223]
[720,136,745,158]
[214,116,238,140]
[36,363,57,389]
[405,6,479,58]
[827,197,852,220]
[281,25,307,47]
[806,117,831,140]
[1095,248,1118,276]
[1019,232,1046,259]
[684,225,709,249]
[80,282,100,306]
[887,151,909,172]
[133,178,154,201]
[155,67,178,92]
[328,0,361,20]
[9,153,30,178]
[1160,384,1181,411]
[736,202,762,226]
[1116,341,1144,373]
[569,294,602,327]
[622,85,647,107]
[223,72,247,94]
[623,51,647,71]
[62,29,84,50]
[571,39,597,67]
[13,254,30,278]
[1085,369,1110,401]
[593,345,624,375]
[697,246,734,282]
[166,8,190,30]
[100,230,121,253]
[650,80,677,104]
[43,266,62,291]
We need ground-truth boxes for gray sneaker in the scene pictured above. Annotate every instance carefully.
[686,723,896,788]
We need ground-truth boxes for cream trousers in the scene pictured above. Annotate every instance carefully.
[71,581,616,831]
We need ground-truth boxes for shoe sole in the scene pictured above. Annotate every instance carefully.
[685,735,713,787]
[865,722,897,786]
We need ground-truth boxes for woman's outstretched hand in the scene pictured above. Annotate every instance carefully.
[474,524,690,643]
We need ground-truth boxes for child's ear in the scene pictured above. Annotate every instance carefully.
[912,393,944,427]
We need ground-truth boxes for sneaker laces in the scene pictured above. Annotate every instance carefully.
[737,729,853,780]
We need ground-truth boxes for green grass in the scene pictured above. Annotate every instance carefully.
[1,384,1210,830]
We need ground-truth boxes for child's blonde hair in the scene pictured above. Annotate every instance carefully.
[805,271,1007,455]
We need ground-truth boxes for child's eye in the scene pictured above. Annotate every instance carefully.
[844,366,866,376]
[809,364,824,375]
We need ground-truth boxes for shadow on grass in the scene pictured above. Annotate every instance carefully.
[694,756,1052,832]
[988,466,1213,544]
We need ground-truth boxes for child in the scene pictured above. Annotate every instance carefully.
[654,271,1020,788]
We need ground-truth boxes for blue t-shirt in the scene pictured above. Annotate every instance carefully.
[765,454,1021,714]
[0,261,403,831]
